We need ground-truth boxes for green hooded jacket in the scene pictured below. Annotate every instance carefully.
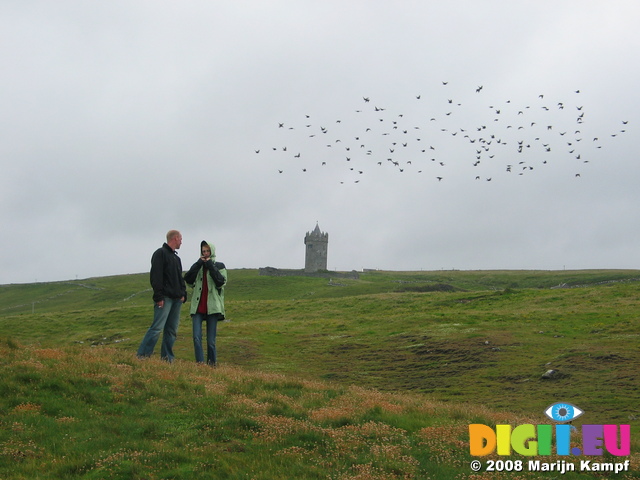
[184,241,227,317]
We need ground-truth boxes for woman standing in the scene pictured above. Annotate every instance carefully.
[184,241,227,365]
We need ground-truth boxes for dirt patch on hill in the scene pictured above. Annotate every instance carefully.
[323,334,508,393]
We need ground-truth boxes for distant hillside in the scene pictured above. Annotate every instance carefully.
[1,268,639,415]
[1,269,639,478]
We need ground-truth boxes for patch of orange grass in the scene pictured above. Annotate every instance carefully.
[310,386,406,422]
[55,416,76,423]
[14,359,44,369]
[224,367,287,384]
[418,424,467,444]
[274,445,311,459]
[254,412,418,475]
[417,424,468,467]
[82,372,117,384]
[10,422,26,432]
[154,369,176,381]
[232,395,271,414]
[201,379,227,395]
[33,348,66,360]
[253,415,316,443]
[335,461,413,480]
[298,378,334,390]
[92,448,155,476]
[327,421,409,461]
[310,405,352,422]
[12,403,42,414]
[0,439,44,460]
[621,455,640,480]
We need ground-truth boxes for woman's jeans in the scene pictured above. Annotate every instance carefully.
[137,297,182,362]
[192,313,221,365]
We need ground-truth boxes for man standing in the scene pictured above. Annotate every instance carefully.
[137,230,187,362]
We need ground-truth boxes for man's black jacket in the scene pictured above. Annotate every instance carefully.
[150,243,187,303]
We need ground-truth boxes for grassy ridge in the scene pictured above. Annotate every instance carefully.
[0,342,542,480]
[1,269,640,478]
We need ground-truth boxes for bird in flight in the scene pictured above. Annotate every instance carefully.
[257,82,629,185]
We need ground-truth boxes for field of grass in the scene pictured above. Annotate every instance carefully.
[1,269,639,478]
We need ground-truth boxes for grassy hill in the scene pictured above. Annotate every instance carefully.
[1,269,639,479]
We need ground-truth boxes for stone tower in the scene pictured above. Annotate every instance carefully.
[304,223,328,272]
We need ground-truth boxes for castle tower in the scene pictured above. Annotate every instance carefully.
[304,223,328,272]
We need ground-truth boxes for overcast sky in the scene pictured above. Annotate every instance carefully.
[1,1,638,284]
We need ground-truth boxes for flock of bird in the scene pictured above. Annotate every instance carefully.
[254,82,629,185]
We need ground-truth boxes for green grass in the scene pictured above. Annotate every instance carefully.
[1,269,639,478]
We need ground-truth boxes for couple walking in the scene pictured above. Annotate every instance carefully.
[136,230,227,365]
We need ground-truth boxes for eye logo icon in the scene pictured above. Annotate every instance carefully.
[544,402,584,422]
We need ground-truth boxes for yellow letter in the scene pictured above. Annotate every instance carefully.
[496,424,512,455]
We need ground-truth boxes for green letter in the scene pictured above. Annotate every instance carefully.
[511,424,537,455]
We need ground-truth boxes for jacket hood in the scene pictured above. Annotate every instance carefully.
[201,240,216,261]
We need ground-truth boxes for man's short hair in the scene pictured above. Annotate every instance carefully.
[166,230,181,242]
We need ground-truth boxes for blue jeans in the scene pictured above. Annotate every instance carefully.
[137,297,182,362]
[192,313,220,365]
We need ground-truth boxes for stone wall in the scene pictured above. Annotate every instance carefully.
[259,267,359,279]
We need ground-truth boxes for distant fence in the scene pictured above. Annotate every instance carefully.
[0,283,152,314]
[0,283,106,313]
